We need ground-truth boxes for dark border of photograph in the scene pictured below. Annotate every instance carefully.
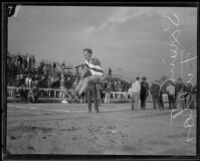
[1,1,200,161]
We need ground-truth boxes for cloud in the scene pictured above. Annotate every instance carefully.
[95,7,152,31]
[87,7,197,46]
[8,6,197,83]
[83,26,96,35]
[108,7,138,23]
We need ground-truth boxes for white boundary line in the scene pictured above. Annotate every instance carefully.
[12,105,39,110]
[7,104,197,116]
[46,109,70,113]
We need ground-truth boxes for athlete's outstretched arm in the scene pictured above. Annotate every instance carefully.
[62,63,86,69]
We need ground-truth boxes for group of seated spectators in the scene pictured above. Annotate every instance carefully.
[7,51,35,86]
[111,78,130,92]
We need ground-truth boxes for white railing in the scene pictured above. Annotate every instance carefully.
[110,91,130,100]
[109,92,168,103]
[7,86,68,98]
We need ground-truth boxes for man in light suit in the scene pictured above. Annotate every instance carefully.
[130,77,141,110]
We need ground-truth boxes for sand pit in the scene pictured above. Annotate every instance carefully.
[6,103,196,155]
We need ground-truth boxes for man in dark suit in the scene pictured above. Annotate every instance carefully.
[175,78,186,109]
[150,80,162,110]
[140,77,149,110]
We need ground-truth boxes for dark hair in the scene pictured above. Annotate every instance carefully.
[136,77,140,80]
[142,77,146,81]
[83,48,93,54]
[177,78,182,81]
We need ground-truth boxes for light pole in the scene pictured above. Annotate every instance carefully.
[118,68,123,80]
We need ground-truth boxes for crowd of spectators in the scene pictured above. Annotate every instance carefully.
[109,77,130,92]
[7,52,197,109]
[7,52,197,108]
[149,78,197,110]
[7,52,80,89]
[7,52,35,86]
[7,52,131,102]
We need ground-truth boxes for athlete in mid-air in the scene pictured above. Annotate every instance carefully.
[66,48,109,96]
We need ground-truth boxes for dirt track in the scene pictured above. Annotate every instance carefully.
[6,103,196,155]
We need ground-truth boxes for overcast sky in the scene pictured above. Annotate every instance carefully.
[8,6,197,83]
